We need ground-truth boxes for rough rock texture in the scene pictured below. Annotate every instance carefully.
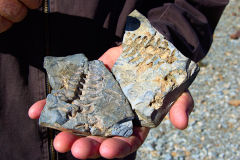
[112,10,200,127]
[39,54,134,137]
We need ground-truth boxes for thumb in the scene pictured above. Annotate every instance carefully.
[28,99,46,119]
[169,91,194,130]
[98,45,122,70]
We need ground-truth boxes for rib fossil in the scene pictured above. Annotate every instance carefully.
[39,54,134,137]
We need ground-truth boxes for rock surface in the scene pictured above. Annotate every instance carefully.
[112,10,200,127]
[39,54,134,137]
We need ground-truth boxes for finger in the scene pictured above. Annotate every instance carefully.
[19,0,42,9]
[71,137,102,159]
[0,0,27,22]
[98,45,122,70]
[0,16,12,33]
[28,99,46,119]
[132,127,150,145]
[113,127,149,153]
[53,131,79,153]
[169,91,194,130]
[99,138,131,159]
[87,136,106,144]
[86,136,106,158]
[100,127,149,159]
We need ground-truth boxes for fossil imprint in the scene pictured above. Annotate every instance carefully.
[112,10,199,127]
[39,54,134,137]
[39,10,199,136]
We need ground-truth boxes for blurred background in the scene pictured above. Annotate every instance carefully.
[137,0,240,159]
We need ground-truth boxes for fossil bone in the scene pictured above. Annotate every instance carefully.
[39,54,134,137]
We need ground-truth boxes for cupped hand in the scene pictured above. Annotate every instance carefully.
[0,0,42,33]
[28,46,194,159]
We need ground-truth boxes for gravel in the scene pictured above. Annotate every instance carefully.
[136,1,240,159]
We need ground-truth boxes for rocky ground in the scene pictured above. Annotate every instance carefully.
[136,0,240,159]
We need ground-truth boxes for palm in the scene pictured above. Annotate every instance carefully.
[28,46,194,159]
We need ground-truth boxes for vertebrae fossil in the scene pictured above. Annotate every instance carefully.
[39,54,134,137]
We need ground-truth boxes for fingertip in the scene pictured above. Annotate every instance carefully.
[169,110,188,130]
[100,138,131,159]
[53,132,79,153]
[71,137,100,159]
[28,99,46,119]
[98,45,122,70]
[169,92,193,130]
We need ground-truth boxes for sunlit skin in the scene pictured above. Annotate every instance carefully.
[29,45,194,159]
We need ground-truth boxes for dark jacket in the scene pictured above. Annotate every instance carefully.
[0,0,228,160]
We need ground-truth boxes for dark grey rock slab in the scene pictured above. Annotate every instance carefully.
[112,10,200,127]
[39,54,134,137]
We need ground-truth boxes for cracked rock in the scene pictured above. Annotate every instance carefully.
[39,54,134,137]
[112,10,200,127]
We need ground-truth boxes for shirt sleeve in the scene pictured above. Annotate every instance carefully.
[137,0,229,62]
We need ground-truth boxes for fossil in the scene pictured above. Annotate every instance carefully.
[39,54,134,137]
[112,10,200,127]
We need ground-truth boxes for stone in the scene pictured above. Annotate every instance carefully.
[228,100,240,107]
[39,54,134,137]
[230,30,240,40]
[112,10,200,127]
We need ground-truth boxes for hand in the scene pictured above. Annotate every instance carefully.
[0,0,42,33]
[28,46,194,159]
